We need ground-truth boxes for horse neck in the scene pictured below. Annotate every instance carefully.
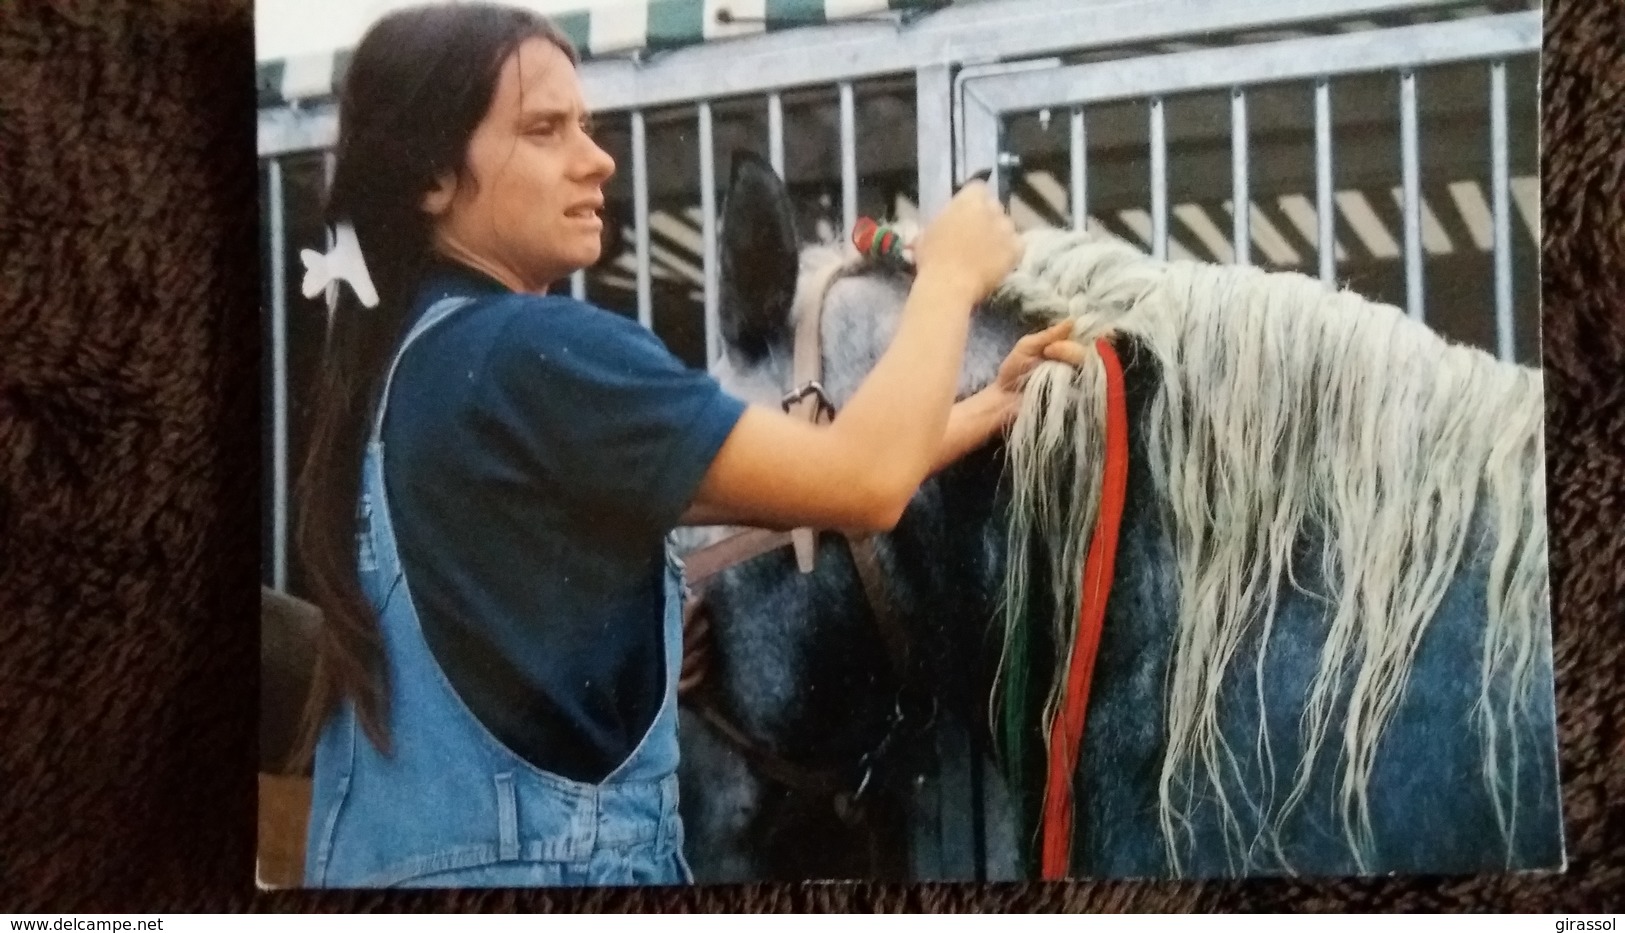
[882,441,1014,730]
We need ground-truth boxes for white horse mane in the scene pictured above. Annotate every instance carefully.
[992,228,1550,875]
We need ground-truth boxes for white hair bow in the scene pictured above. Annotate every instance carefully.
[300,221,379,308]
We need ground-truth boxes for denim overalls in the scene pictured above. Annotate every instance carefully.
[303,297,694,888]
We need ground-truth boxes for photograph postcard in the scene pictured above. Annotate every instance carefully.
[255,0,1561,889]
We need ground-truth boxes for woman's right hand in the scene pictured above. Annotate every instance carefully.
[910,180,1022,305]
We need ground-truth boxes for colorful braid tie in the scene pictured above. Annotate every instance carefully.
[852,216,912,266]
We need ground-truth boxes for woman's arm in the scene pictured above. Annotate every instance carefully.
[927,387,1014,477]
[679,314,1089,532]
[679,269,981,533]
[927,320,1090,476]
[677,183,1018,535]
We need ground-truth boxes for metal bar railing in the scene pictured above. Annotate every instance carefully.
[916,65,954,218]
[633,109,653,329]
[260,0,1495,157]
[1231,88,1250,265]
[839,81,858,238]
[1070,108,1087,231]
[1400,68,1422,320]
[1490,59,1513,362]
[699,101,719,364]
[574,0,1485,120]
[960,13,1537,115]
[267,158,289,592]
[1150,96,1167,260]
[1315,77,1335,285]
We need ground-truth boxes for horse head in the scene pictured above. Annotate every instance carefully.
[673,151,1040,881]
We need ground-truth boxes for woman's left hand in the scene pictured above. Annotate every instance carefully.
[989,320,1091,423]
[932,320,1093,474]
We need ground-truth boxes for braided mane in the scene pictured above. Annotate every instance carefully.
[991,228,1548,875]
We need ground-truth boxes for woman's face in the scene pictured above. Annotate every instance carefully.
[423,37,616,293]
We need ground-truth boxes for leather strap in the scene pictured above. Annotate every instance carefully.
[782,255,852,573]
[682,527,797,587]
[687,693,849,799]
[842,531,910,673]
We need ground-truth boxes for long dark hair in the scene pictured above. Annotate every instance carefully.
[285,3,578,771]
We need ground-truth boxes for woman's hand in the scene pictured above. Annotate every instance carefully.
[987,320,1092,426]
[911,181,1022,307]
[921,320,1092,477]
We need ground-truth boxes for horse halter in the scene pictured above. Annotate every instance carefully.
[677,225,926,825]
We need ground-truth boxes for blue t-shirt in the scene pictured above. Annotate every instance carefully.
[380,260,748,783]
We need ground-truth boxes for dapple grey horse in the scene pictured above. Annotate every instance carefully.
[673,151,1564,883]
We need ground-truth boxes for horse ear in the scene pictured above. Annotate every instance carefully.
[719,149,799,363]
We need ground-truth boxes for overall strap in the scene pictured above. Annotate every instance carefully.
[369,297,475,444]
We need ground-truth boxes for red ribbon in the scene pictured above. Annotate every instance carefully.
[1039,337,1130,880]
[852,216,907,264]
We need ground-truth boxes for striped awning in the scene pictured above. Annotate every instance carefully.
[256,0,951,108]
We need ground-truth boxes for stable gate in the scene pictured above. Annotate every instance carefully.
[257,0,1541,882]
[956,8,1540,355]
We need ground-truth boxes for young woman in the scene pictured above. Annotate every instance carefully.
[289,2,1087,888]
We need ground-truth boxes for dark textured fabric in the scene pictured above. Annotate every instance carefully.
[0,0,1619,912]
